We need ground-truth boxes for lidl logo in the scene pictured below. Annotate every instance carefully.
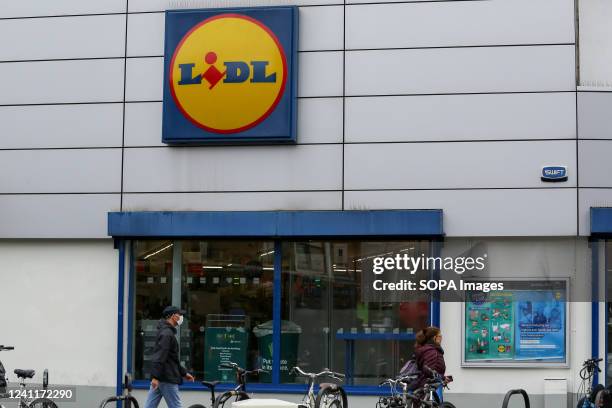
[162,8,298,144]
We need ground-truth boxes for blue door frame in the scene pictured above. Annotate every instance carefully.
[590,207,612,386]
[110,210,444,396]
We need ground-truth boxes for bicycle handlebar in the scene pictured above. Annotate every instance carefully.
[290,367,345,381]
[422,366,452,389]
[379,375,417,387]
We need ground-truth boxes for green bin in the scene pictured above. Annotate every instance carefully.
[253,320,302,383]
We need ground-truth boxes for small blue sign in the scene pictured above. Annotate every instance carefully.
[541,166,567,182]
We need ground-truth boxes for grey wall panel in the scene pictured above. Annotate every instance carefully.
[344,141,577,190]
[128,0,342,12]
[123,191,342,211]
[125,53,342,100]
[579,140,612,187]
[0,149,122,193]
[124,102,163,146]
[346,93,576,142]
[126,6,343,56]
[297,98,343,144]
[346,0,575,49]
[348,0,468,3]
[126,12,165,57]
[125,57,163,101]
[298,6,343,51]
[0,0,126,18]
[0,104,123,149]
[579,0,612,87]
[578,91,612,139]
[123,145,342,192]
[124,99,342,146]
[346,45,576,96]
[0,194,120,238]
[298,51,343,97]
[0,15,126,61]
[345,189,577,236]
[0,60,124,104]
[579,188,612,236]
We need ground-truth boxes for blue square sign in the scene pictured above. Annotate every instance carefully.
[162,7,298,144]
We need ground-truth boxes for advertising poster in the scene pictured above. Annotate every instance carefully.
[204,327,248,381]
[464,280,567,365]
[465,292,514,360]
[514,290,566,361]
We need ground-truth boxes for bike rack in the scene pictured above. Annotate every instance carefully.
[502,389,530,408]
[99,395,140,408]
[99,373,140,408]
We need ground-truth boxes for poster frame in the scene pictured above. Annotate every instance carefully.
[461,277,570,368]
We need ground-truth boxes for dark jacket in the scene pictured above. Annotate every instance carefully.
[150,320,187,384]
[414,343,445,389]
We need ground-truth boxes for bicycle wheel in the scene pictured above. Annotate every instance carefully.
[28,398,58,408]
[213,390,249,408]
[314,385,348,408]
[187,405,207,408]
[440,403,456,408]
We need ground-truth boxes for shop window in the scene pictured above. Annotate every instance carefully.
[132,239,432,386]
[281,240,431,385]
[606,240,612,385]
[133,240,274,382]
[133,240,174,380]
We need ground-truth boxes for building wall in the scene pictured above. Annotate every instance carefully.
[578,0,612,235]
[0,0,583,239]
[0,240,117,388]
[441,238,592,399]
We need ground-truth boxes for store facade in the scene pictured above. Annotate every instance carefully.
[1,1,612,408]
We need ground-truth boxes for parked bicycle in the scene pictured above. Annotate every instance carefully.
[377,374,418,408]
[291,366,348,408]
[186,378,220,408]
[0,346,57,408]
[212,362,267,408]
[406,367,455,408]
[98,373,139,408]
[575,358,612,408]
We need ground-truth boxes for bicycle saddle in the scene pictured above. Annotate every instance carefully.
[14,369,35,379]
[202,380,219,390]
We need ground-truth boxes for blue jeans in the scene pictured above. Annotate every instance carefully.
[144,382,182,408]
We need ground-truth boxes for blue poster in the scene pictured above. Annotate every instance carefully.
[514,290,565,361]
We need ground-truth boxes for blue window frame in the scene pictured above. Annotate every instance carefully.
[109,210,443,395]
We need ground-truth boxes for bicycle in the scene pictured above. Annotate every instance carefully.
[291,366,348,408]
[98,373,140,408]
[377,375,417,408]
[405,367,455,408]
[212,362,267,408]
[186,378,220,408]
[576,358,607,408]
[0,346,57,408]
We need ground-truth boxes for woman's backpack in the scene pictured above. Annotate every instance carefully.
[398,359,420,390]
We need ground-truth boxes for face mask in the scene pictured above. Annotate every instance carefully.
[177,315,184,326]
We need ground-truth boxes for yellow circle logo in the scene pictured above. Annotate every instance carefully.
[169,14,287,134]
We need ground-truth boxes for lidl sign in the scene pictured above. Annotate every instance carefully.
[162,7,298,144]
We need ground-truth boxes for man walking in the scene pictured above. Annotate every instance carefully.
[144,306,195,408]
